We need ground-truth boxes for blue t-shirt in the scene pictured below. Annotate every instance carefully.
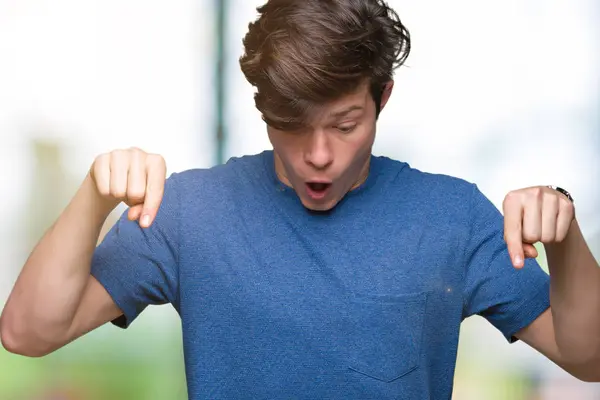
[91,151,550,399]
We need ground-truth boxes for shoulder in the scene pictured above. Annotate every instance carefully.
[164,152,268,212]
[380,158,505,237]
[169,152,266,191]
[376,156,477,210]
[172,152,265,186]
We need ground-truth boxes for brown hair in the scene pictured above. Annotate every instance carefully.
[239,0,411,131]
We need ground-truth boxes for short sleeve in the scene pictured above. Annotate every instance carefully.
[91,173,180,329]
[462,184,550,343]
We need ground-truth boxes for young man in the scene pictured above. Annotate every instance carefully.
[1,0,599,398]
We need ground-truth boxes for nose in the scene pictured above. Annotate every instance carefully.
[304,131,333,170]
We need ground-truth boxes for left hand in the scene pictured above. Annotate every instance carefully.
[502,186,575,268]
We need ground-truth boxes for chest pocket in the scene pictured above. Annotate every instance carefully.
[346,291,428,383]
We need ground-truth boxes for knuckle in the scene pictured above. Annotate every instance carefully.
[147,153,166,167]
[129,147,148,160]
[530,187,544,200]
[127,189,146,202]
[93,155,110,174]
[129,146,144,154]
[112,189,127,198]
[561,198,574,212]
[522,230,539,243]
[97,185,111,197]
[110,185,127,199]
[507,237,522,247]
[111,148,126,157]
[548,193,560,207]
[504,229,518,244]
[541,231,555,243]
[503,191,520,206]
[555,231,568,242]
[94,153,109,164]
[146,181,164,196]
[109,149,126,164]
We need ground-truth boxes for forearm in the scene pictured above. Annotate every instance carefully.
[547,219,600,362]
[1,174,116,348]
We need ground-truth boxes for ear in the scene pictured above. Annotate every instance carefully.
[379,81,394,111]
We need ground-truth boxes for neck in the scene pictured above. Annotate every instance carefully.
[350,155,371,190]
[273,153,293,187]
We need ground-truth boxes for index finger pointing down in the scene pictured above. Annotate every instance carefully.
[140,157,167,228]
[503,197,525,268]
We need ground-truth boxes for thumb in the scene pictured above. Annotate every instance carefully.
[127,204,144,222]
[523,243,538,259]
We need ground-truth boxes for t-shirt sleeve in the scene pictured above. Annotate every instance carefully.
[462,184,550,343]
[91,173,180,329]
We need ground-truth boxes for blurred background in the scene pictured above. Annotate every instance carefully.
[0,0,599,399]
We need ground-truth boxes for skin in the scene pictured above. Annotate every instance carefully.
[1,80,599,383]
[507,188,600,381]
[269,79,393,212]
[0,149,165,356]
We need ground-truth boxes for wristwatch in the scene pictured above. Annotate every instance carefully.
[548,185,574,203]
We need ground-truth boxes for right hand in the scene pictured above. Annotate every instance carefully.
[89,147,167,228]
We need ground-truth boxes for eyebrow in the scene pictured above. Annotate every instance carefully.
[329,105,363,118]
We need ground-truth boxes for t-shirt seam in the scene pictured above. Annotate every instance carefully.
[460,183,477,319]
[505,278,551,342]
[174,172,182,311]
[92,248,139,328]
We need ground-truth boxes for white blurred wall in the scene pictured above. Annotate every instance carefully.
[0,0,215,293]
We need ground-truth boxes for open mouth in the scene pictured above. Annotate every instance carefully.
[305,182,332,199]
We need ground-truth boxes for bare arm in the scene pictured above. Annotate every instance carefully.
[0,175,119,356]
[504,187,600,382]
[545,219,600,364]
[515,220,600,382]
[0,148,166,357]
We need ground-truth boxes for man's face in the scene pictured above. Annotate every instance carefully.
[267,80,393,211]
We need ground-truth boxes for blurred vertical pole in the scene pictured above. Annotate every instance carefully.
[215,0,228,165]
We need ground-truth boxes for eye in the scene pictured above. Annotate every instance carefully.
[336,124,357,134]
